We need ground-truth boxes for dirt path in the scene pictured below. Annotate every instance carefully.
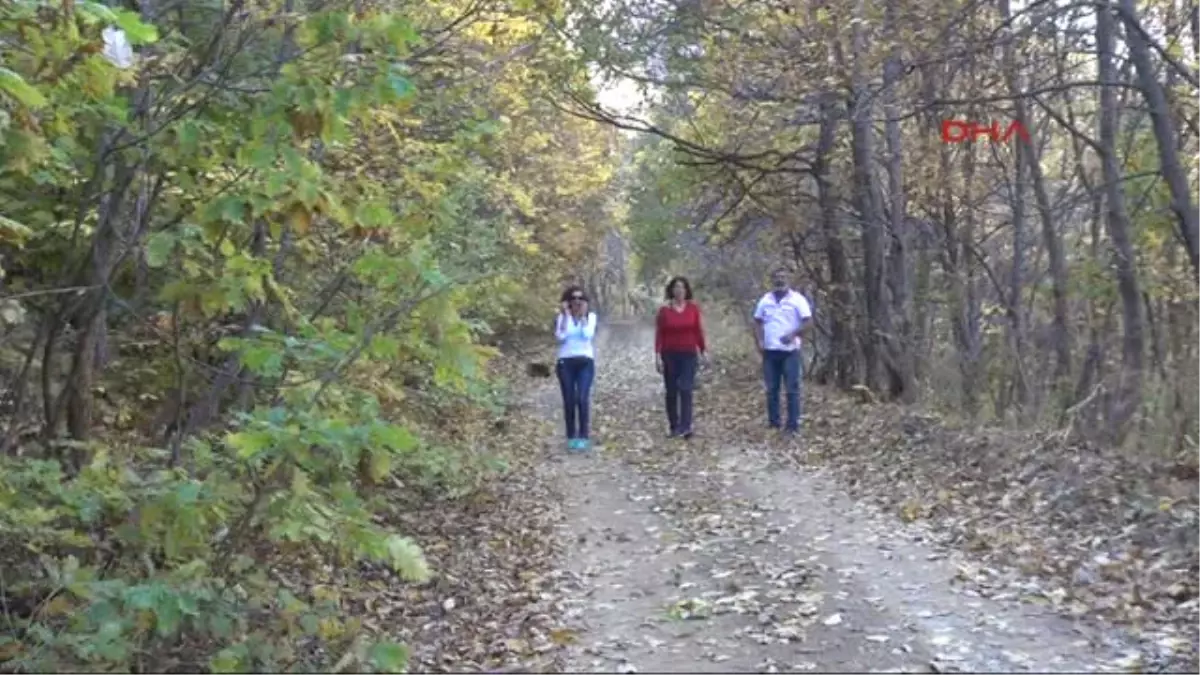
[531,321,1135,674]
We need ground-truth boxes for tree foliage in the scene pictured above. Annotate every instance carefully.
[0,0,620,671]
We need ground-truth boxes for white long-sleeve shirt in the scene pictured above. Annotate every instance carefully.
[555,311,597,360]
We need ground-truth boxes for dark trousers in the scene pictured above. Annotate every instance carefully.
[662,351,698,433]
[556,357,595,439]
[763,349,802,431]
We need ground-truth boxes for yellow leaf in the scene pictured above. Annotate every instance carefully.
[42,596,73,617]
[368,449,391,482]
[287,203,312,236]
[549,628,578,645]
[317,617,342,640]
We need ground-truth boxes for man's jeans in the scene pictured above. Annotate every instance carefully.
[763,349,802,431]
[556,357,595,439]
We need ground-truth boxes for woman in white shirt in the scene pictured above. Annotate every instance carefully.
[554,286,597,452]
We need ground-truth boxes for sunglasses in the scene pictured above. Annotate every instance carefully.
[569,295,585,301]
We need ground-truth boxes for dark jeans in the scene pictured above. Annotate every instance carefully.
[556,357,595,439]
[763,349,802,431]
[661,351,698,434]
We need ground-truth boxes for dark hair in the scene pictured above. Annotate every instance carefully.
[561,285,588,303]
[664,276,694,301]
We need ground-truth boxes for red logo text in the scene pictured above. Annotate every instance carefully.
[941,120,1030,144]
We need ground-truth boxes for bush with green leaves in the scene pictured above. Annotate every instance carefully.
[0,0,618,670]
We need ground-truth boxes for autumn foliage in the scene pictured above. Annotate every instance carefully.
[0,0,620,671]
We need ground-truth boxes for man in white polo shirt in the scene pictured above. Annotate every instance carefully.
[753,268,812,434]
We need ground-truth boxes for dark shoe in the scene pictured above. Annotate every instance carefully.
[681,429,694,440]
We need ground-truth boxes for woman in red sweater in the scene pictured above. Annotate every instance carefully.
[655,276,707,439]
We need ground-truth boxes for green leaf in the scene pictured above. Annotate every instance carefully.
[388,67,413,99]
[227,430,274,459]
[114,10,159,44]
[177,120,200,151]
[373,425,417,452]
[174,481,201,505]
[368,641,409,673]
[124,584,158,610]
[177,593,200,617]
[154,595,182,636]
[296,612,319,634]
[383,535,430,582]
[210,644,247,673]
[0,67,48,109]
[354,200,393,228]
[383,20,420,52]
[78,1,120,23]
[0,214,33,247]
[208,613,235,639]
[393,62,417,98]
[241,345,283,376]
[214,196,247,224]
[145,231,176,268]
[368,335,400,359]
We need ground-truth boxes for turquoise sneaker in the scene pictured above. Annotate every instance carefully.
[578,438,591,452]
[567,439,582,452]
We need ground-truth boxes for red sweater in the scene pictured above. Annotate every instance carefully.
[655,302,707,354]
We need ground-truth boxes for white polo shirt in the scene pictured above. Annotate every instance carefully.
[753,290,812,351]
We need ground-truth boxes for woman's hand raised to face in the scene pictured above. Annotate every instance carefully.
[561,301,570,314]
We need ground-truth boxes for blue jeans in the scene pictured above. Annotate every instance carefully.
[661,351,698,433]
[763,350,802,431]
[556,357,595,439]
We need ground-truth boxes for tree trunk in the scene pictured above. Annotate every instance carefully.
[814,93,857,389]
[998,0,1029,413]
[881,0,916,403]
[1012,0,1073,388]
[1096,2,1146,442]
[847,0,889,395]
[1117,0,1200,277]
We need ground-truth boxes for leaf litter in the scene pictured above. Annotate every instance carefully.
[539,322,1193,674]
[703,351,1197,673]
[338,321,1196,673]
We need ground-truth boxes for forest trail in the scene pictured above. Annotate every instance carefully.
[530,321,1135,674]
